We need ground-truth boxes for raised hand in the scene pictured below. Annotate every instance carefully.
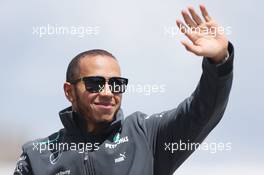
[176,4,229,63]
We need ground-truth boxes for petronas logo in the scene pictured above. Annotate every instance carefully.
[113,133,120,143]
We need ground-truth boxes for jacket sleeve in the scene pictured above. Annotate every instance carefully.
[14,151,33,175]
[143,42,234,174]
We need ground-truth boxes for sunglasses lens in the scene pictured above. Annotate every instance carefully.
[109,77,128,93]
[82,76,128,93]
[83,77,105,93]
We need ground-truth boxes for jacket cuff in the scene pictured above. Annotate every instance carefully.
[202,42,234,77]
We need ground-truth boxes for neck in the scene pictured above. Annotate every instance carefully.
[73,110,108,134]
[86,122,108,134]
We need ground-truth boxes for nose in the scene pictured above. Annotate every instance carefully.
[99,82,113,97]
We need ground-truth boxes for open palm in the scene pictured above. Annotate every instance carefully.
[176,5,228,63]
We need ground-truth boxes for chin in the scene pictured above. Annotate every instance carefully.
[96,114,115,123]
[93,107,117,121]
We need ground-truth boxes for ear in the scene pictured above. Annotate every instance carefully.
[63,82,75,103]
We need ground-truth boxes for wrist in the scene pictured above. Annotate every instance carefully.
[211,50,228,64]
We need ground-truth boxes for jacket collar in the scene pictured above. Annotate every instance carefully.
[59,106,124,136]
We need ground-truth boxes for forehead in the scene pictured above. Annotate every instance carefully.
[78,55,121,77]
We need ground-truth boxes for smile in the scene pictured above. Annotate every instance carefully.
[94,102,114,110]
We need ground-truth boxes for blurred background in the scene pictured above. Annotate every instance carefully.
[0,0,263,174]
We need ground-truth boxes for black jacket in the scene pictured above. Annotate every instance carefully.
[14,43,234,175]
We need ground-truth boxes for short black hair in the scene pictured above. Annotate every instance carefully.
[66,49,116,82]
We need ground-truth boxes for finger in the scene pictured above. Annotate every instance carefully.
[176,19,189,34]
[176,20,198,42]
[188,6,203,25]
[181,40,203,56]
[181,10,197,28]
[199,4,212,22]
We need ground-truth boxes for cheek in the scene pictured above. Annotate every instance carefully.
[83,93,97,104]
[75,87,97,105]
[114,95,122,105]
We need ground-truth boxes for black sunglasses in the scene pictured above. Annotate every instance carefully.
[69,76,128,94]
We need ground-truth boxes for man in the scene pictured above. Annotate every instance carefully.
[14,5,234,175]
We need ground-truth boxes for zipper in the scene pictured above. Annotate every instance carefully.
[83,150,96,175]
[83,151,89,175]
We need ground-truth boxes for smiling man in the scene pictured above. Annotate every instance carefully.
[14,5,234,175]
[64,50,126,134]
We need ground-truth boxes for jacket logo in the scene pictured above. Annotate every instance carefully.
[55,170,71,175]
[50,149,63,165]
[114,152,126,163]
[113,133,121,143]
[105,136,129,149]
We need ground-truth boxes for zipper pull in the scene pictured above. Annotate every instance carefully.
[84,151,88,161]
